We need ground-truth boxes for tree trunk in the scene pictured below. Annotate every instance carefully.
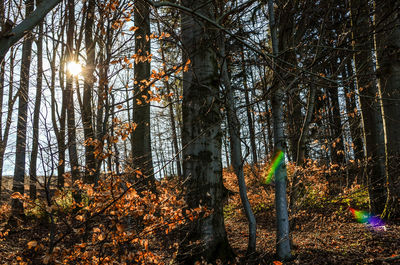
[351,0,387,215]
[50,36,66,188]
[343,60,364,163]
[29,1,44,199]
[65,0,79,180]
[220,35,256,255]
[268,0,292,260]
[374,0,400,216]
[0,46,16,200]
[82,0,96,184]
[0,0,62,62]
[241,47,258,166]
[178,0,233,262]
[11,0,34,215]
[0,4,5,197]
[327,81,345,165]
[132,0,155,190]
[275,0,302,163]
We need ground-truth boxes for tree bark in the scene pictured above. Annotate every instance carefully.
[178,0,234,262]
[82,0,96,184]
[29,0,44,199]
[132,0,155,190]
[351,0,387,215]
[0,48,16,200]
[65,0,79,180]
[268,0,292,260]
[0,0,62,62]
[374,0,400,216]
[12,0,34,215]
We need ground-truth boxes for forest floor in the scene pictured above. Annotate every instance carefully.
[225,202,400,264]
[222,166,400,265]
[0,168,399,264]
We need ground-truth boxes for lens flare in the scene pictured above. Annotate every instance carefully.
[349,208,386,231]
[264,150,284,184]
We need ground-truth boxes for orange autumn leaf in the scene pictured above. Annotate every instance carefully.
[27,241,37,249]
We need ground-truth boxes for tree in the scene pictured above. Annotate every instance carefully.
[11,0,34,215]
[374,0,400,217]
[220,33,256,255]
[178,0,234,262]
[81,0,97,184]
[268,0,292,260]
[0,5,17,199]
[29,0,45,199]
[65,0,79,180]
[132,0,155,190]
[240,44,258,166]
[350,0,387,215]
[0,0,62,62]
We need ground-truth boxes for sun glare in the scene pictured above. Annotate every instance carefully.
[67,61,82,76]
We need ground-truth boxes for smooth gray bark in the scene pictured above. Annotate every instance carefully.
[178,0,233,262]
[0,0,62,62]
[268,0,292,260]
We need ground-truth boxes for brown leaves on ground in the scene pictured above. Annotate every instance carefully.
[0,161,399,264]
[223,162,400,264]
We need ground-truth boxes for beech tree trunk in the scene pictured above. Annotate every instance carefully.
[12,0,34,215]
[374,0,400,216]
[178,0,233,262]
[351,0,387,215]
[132,0,155,190]
[268,0,292,260]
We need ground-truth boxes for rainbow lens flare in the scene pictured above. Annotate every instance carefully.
[349,208,386,231]
[264,150,284,184]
